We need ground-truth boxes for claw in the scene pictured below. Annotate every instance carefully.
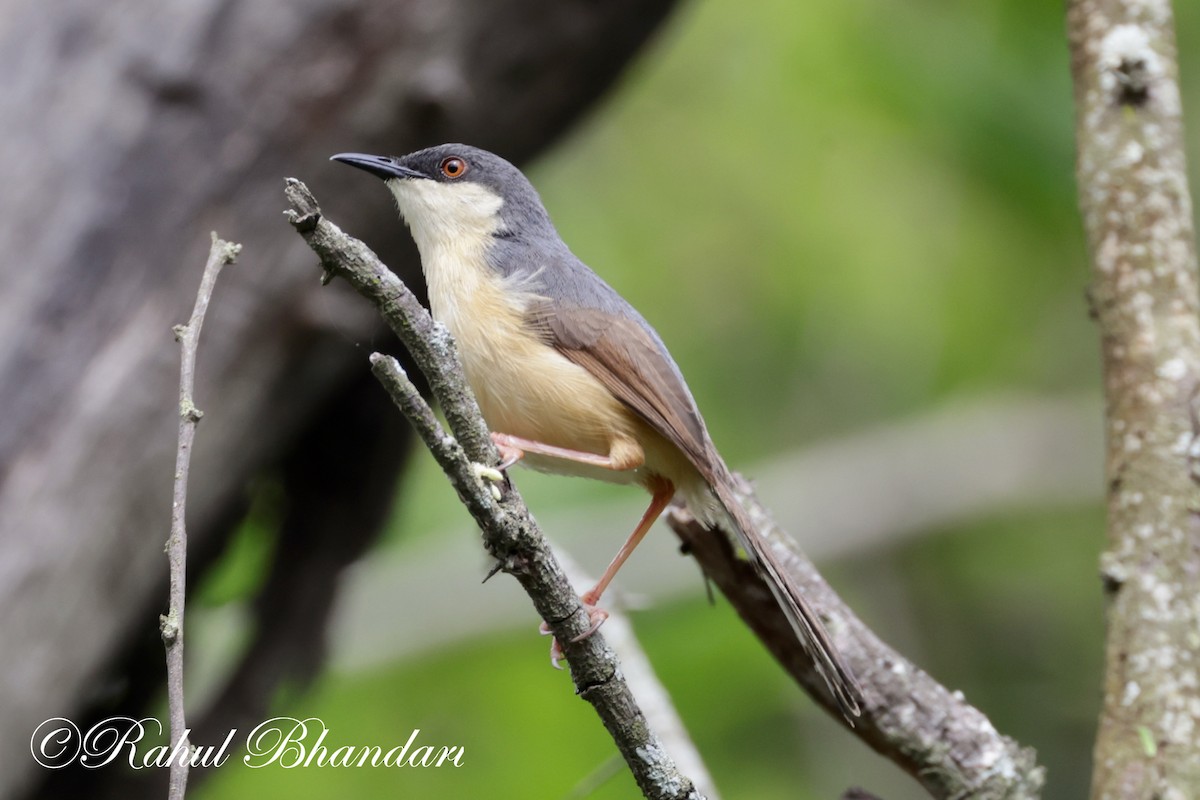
[570,606,609,642]
[472,463,504,483]
[536,595,610,669]
[539,622,564,669]
[490,433,525,471]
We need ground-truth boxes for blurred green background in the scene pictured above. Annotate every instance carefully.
[193,0,1200,797]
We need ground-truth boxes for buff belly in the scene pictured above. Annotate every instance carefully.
[426,255,695,490]
[397,177,699,493]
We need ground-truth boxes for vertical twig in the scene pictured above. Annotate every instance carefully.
[164,233,240,799]
[1067,1,1200,797]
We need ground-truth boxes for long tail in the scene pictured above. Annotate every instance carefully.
[705,462,863,720]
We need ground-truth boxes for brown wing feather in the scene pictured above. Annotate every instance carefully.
[531,301,864,718]
[541,306,710,469]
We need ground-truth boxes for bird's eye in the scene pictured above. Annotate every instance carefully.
[440,157,468,179]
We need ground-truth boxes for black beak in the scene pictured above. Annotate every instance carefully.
[330,153,427,181]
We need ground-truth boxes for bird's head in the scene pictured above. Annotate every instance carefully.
[332,144,554,253]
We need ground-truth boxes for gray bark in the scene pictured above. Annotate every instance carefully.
[1067,0,1200,797]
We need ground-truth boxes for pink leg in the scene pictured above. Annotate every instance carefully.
[578,482,676,614]
[540,478,676,666]
[491,432,624,471]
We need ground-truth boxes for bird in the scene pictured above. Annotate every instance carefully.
[332,144,862,718]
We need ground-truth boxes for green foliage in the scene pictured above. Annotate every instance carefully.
[533,0,1097,460]
[193,478,282,607]
[894,508,1107,796]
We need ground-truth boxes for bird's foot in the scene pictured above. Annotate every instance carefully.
[489,433,525,470]
[573,590,610,640]
[538,593,610,669]
[471,462,505,501]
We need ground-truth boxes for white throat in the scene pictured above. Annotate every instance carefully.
[385,178,504,261]
[384,177,513,333]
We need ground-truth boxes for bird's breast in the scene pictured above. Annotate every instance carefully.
[421,243,644,482]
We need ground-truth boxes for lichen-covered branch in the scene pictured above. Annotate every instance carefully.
[164,233,240,799]
[669,497,1044,800]
[285,180,704,800]
[1067,1,1200,797]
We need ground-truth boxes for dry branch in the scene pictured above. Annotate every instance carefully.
[1067,1,1200,796]
[164,234,240,799]
[669,497,1044,799]
[284,178,1046,799]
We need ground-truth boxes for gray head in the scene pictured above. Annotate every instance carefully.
[333,143,653,327]
[331,144,557,253]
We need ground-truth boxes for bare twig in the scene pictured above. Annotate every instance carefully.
[1067,1,1200,796]
[164,233,240,799]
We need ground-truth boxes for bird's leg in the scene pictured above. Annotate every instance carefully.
[490,432,641,471]
[579,477,676,621]
[540,477,675,667]
[488,430,659,665]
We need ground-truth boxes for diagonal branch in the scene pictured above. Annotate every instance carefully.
[668,498,1042,798]
[165,233,240,800]
[285,180,704,800]
[551,548,722,800]
[283,178,1044,799]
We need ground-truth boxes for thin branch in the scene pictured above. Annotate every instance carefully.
[283,180,492,461]
[1067,1,1200,796]
[164,233,240,800]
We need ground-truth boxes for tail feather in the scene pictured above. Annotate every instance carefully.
[706,467,863,720]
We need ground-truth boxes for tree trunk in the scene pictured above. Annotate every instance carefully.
[1067,1,1200,796]
[0,1,677,797]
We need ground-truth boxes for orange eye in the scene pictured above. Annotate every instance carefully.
[440,157,468,179]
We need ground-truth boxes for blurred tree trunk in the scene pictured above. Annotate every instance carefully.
[1067,1,1200,797]
[0,1,677,797]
